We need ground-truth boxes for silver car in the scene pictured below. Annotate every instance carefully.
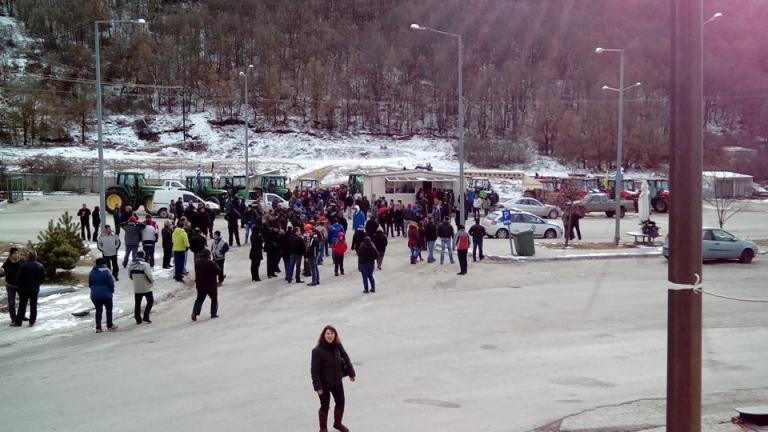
[498,197,560,219]
[481,210,563,239]
[663,228,758,263]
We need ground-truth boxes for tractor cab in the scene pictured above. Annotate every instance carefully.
[468,177,493,197]
[184,175,228,205]
[298,178,320,191]
[348,173,365,197]
[220,175,250,198]
[260,175,288,198]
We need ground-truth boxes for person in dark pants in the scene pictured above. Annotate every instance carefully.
[454,225,471,275]
[265,226,281,278]
[128,251,154,324]
[112,203,122,235]
[92,206,101,242]
[97,225,121,280]
[287,227,306,283]
[210,230,229,283]
[13,251,45,327]
[332,232,347,276]
[77,203,91,241]
[356,237,378,294]
[225,206,242,246]
[468,218,487,262]
[191,249,223,321]
[249,230,263,282]
[89,257,117,333]
[172,221,189,282]
[1,247,22,323]
[161,220,173,269]
[311,325,356,432]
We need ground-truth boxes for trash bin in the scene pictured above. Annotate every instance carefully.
[512,230,535,256]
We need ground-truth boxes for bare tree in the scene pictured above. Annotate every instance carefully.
[704,173,748,229]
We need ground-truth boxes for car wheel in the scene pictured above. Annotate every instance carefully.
[158,208,169,219]
[495,228,509,239]
[544,229,557,239]
[605,211,615,218]
[739,249,755,264]
[547,209,559,219]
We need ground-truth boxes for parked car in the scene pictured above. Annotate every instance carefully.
[497,197,560,219]
[481,210,563,239]
[152,189,221,218]
[662,228,758,263]
[576,193,634,218]
[752,185,768,199]
[160,179,186,190]
[245,192,289,212]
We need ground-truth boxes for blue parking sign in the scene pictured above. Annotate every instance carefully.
[501,209,512,225]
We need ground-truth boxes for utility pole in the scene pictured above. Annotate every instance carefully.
[667,0,703,430]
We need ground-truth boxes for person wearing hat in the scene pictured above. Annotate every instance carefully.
[122,214,145,268]
[89,257,117,332]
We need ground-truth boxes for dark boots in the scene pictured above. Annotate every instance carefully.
[319,409,329,432]
[410,256,416,264]
[333,408,349,432]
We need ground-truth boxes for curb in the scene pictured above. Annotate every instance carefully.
[486,251,663,263]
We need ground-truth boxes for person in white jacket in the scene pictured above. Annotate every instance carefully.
[141,215,159,267]
[128,251,154,324]
[211,230,230,284]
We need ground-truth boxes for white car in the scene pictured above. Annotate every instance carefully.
[497,197,560,219]
[245,192,289,212]
[481,210,563,239]
[152,189,220,218]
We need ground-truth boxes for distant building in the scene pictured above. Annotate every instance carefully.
[702,171,753,199]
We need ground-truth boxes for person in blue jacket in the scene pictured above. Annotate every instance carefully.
[89,258,118,333]
[352,205,365,231]
[327,218,345,249]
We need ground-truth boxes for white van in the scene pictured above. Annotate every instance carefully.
[152,189,221,218]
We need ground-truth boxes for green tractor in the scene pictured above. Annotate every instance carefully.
[105,172,161,215]
[219,175,250,199]
[258,175,289,198]
[184,175,228,205]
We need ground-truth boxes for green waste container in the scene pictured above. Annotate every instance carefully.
[512,230,535,256]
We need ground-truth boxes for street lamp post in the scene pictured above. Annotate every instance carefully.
[94,19,145,235]
[239,64,254,184]
[595,47,641,245]
[410,23,466,226]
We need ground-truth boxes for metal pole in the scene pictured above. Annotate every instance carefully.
[244,72,249,181]
[614,52,625,245]
[457,35,465,227]
[95,21,106,236]
[667,0,703,429]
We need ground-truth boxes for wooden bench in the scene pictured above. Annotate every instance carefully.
[626,231,656,245]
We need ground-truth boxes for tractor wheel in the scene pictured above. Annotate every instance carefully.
[142,195,154,214]
[653,198,668,213]
[105,189,128,215]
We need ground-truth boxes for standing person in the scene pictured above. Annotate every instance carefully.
[454,225,471,275]
[92,206,101,242]
[407,222,421,265]
[77,204,91,241]
[371,226,388,270]
[13,251,45,327]
[172,221,190,282]
[206,204,216,239]
[97,225,121,280]
[249,230,263,282]
[112,203,123,235]
[311,325,356,432]
[265,226,281,278]
[243,205,257,244]
[225,204,242,246]
[287,227,306,284]
[468,218,487,261]
[122,215,144,268]
[364,216,379,238]
[332,232,347,276]
[211,230,230,282]
[1,247,22,323]
[128,251,154,324]
[437,217,455,265]
[305,228,321,286]
[350,226,366,251]
[195,206,211,240]
[89,257,117,333]
[174,197,184,222]
[473,195,482,220]
[161,220,173,269]
[352,206,365,231]
[481,196,491,216]
[328,218,344,251]
[393,201,404,237]
[169,199,177,222]
[189,228,207,264]
[402,203,414,236]
[191,249,223,321]
[571,204,584,241]
[141,215,159,267]
[356,237,378,294]
[424,216,437,263]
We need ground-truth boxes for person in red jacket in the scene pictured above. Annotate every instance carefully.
[407,222,420,265]
[331,232,347,276]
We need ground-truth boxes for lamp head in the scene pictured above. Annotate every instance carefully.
[239,71,245,77]
[410,24,424,31]
[595,47,604,54]
[134,18,146,24]
[248,64,254,69]
[601,85,610,90]
[712,12,723,19]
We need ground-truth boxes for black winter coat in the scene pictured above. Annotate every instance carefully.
[287,233,306,256]
[311,342,355,391]
[437,222,454,239]
[16,260,45,294]
[424,222,438,241]
[194,259,223,292]
[469,224,487,239]
[265,230,281,254]
[250,233,264,261]
[371,231,388,252]
[1,259,21,286]
[161,226,173,250]
[356,240,379,265]
[350,229,367,251]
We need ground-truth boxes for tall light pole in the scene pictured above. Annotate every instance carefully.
[95,18,146,235]
[595,47,641,245]
[410,23,465,226]
[239,64,254,184]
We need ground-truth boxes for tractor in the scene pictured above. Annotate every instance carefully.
[184,175,228,205]
[258,175,289,198]
[646,178,670,213]
[468,177,493,198]
[219,175,250,199]
[298,178,320,191]
[105,172,161,215]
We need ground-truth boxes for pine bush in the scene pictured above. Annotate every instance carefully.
[32,211,89,276]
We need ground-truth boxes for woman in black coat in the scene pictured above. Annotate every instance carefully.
[249,231,263,282]
[311,325,356,432]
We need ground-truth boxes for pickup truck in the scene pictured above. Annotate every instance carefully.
[576,193,634,218]
[245,192,290,212]
[159,179,186,190]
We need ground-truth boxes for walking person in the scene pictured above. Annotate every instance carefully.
[172,221,189,282]
[356,237,378,294]
[77,203,91,241]
[249,230,263,282]
[1,247,22,324]
[332,232,347,276]
[371,226,388,270]
[424,216,437,263]
[437,217,455,265]
[89,257,117,333]
[161,220,173,269]
[92,206,101,242]
[407,222,421,265]
[225,204,242,246]
[454,225,471,275]
[128,251,154,324]
[311,325,356,432]
[122,215,144,268]
[211,230,230,283]
[468,218,486,261]
[13,251,45,327]
[97,225,121,280]
[141,215,158,267]
[191,249,223,321]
